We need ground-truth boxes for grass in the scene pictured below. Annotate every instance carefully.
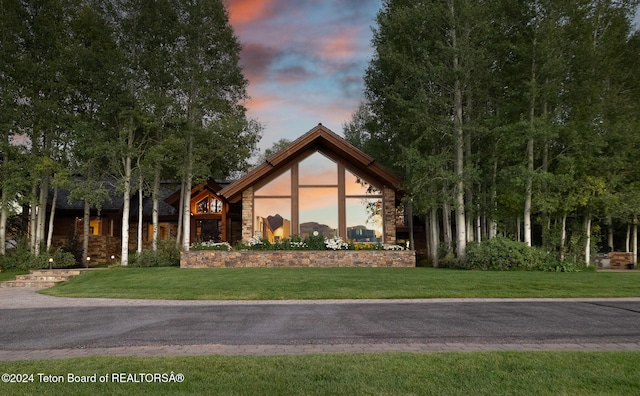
[1,352,639,395]
[0,270,28,283]
[39,266,640,300]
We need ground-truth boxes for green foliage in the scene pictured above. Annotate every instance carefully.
[0,242,77,271]
[455,237,587,272]
[190,241,232,251]
[305,234,327,250]
[236,235,355,251]
[130,243,180,268]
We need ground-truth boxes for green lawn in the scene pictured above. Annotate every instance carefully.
[39,267,640,300]
[1,352,638,395]
[0,270,28,283]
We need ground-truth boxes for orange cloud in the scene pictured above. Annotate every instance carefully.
[321,35,357,60]
[226,0,275,24]
[245,95,277,112]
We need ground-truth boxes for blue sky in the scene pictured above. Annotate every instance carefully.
[225,1,640,155]
[225,0,381,154]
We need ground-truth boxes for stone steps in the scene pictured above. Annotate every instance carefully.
[0,269,89,288]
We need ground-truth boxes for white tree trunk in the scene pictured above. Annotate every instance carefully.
[633,222,638,266]
[46,185,58,252]
[607,216,614,252]
[584,214,591,266]
[626,224,630,252]
[524,137,534,247]
[83,200,90,264]
[36,176,49,256]
[430,207,440,267]
[0,192,6,256]
[489,158,498,239]
[182,177,191,251]
[560,214,567,261]
[453,78,466,258]
[152,167,160,251]
[443,196,452,251]
[176,178,184,248]
[29,184,37,253]
[121,154,132,266]
[137,174,143,254]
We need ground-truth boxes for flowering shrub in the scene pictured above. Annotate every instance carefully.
[230,235,405,252]
[353,242,405,251]
[290,241,309,249]
[190,240,232,251]
[324,236,350,250]
[383,244,405,251]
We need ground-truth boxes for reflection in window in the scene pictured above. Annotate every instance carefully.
[197,219,222,242]
[254,198,291,242]
[196,197,209,214]
[255,170,291,196]
[299,152,337,185]
[196,196,223,214]
[299,187,338,239]
[211,197,223,213]
[345,169,380,196]
[346,198,383,242]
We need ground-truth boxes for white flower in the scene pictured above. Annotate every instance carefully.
[383,245,405,251]
[190,240,232,251]
[324,237,350,250]
[248,237,263,246]
[290,241,309,249]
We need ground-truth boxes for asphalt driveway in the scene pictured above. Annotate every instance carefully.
[1,288,639,360]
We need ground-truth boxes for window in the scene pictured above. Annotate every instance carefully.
[195,195,223,214]
[254,170,292,241]
[252,150,387,243]
[299,187,338,238]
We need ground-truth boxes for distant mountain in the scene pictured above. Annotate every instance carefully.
[300,222,334,237]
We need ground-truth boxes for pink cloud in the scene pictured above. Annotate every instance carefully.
[226,0,276,25]
[319,34,358,60]
[245,94,281,112]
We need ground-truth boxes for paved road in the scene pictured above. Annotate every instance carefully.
[1,288,639,360]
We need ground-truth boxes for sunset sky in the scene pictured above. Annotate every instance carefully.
[225,0,381,154]
[225,1,640,156]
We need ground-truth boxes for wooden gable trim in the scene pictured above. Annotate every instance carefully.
[219,124,404,201]
[164,180,225,208]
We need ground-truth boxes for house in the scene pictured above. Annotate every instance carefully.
[218,123,409,246]
[47,124,418,262]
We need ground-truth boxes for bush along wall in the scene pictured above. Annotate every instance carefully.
[444,237,588,272]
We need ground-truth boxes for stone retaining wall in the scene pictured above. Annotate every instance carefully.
[181,250,416,268]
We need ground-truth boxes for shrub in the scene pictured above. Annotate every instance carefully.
[191,240,232,251]
[0,241,77,271]
[231,235,403,252]
[462,236,585,272]
[130,243,180,267]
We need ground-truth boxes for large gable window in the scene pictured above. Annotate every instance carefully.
[254,170,292,241]
[196,196,223,214]
[253,151,384,243]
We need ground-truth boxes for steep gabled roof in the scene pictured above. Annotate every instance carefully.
[219,124,403,201]
[164,179,227,208]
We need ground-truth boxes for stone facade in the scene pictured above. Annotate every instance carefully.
[383,186,396,244]
[241,187,253,243]
[181,250,416,268]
